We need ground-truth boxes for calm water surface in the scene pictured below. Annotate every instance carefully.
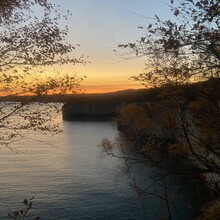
[0,120,147,219]
[0,116,191,219]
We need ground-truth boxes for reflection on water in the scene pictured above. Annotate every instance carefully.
[0,119,191,220]
[0,120,146,220]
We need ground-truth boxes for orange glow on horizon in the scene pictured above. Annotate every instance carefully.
[0,58,146,96]
[80,76,145,94]
[81,83,144,94]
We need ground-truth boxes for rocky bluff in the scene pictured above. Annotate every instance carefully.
[62,89,157,121]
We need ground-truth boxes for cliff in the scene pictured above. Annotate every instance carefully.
[62,89,157,121]
[62,100,117,121]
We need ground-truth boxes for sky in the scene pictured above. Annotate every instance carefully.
[51,0,172,93]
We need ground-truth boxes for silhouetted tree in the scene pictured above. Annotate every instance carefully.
[0,0,86,147]
[117,0,219,85]
[114,0,220,177]
[102,1,220,218]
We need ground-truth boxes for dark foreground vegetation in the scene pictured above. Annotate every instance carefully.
[100,0,220,218]
[101,78,220,219]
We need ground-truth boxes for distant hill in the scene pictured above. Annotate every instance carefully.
[1,78,219,105]
[0,88,160,103]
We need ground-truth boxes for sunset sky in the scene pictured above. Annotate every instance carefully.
[52,0,172,93]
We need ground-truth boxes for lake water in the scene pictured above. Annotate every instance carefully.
[0,114,192,219]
